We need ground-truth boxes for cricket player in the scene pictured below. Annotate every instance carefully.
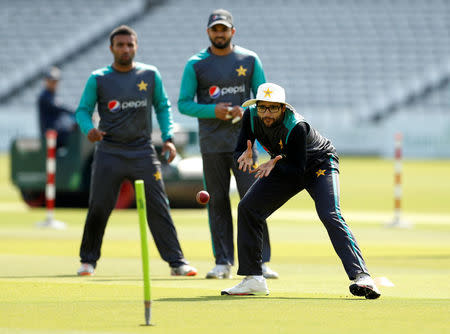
[178,9,278,279]
[75,25,197,277]
[221,83,381,299]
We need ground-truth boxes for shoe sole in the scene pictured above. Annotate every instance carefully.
[220,291,269,296]
[349,284,381,299]
[206,274,232,279]
[77,272,94,276]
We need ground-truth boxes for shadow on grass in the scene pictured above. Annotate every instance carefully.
[0,275,79,279]
[0,276,209,282]
[155,295,359,302]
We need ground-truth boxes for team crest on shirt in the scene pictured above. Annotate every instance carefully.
[137,80,148,91]
[108,100,121,113]
[235,65,247,76]
[316,169,326,177]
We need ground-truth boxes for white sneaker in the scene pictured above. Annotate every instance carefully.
[221,276,269,296]
[206,264,232,279]
[262,263,279,279]
[77,263,94,276]
[349,273,381,299]
[170,264,197,276]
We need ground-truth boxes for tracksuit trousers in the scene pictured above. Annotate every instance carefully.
[202,152,271,266]
[237,157,369,280]
[79,149,188,268]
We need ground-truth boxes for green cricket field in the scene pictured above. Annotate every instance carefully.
[0,155,449,333]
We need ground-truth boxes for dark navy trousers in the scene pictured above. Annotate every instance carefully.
[202,152,271,266]
[79,148,187,268]
[237,157,369,280]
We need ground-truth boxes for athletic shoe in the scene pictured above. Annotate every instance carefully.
[77,263,94,276]
[349,273,381,299]
[262,263,279,279]
[170,264,197,276]
[206,264,232,279]
[221,276,269,296]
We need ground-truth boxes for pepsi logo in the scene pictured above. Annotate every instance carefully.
[108,100,121,113]
[209,86,221,99]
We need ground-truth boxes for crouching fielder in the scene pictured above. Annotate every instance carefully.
[221,83,380,299]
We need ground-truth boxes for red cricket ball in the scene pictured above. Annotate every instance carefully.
[196,190,210,205]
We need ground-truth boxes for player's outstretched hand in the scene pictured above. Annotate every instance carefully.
[87,128,106,143]
[162,140,177,163]
[237,140,254,172]
[250,155,282,178]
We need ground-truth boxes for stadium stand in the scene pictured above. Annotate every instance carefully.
[1,0,449,156]
[0,0,145,102]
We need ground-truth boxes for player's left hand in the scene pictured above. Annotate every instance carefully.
[250,155,282,178]
[162,140,177,163]
[226,106,243,120]
[237,140,254,172]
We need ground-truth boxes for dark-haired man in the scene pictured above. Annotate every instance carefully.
[75,25,197,277]
[221,83,381,299]
[38,66,76,149]
[178,9,278,279]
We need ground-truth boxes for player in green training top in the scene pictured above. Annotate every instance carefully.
[178,9,278,279]
[75,25,197,277]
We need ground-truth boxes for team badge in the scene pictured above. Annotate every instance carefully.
[137,80,148,91]
[316,169,325,177]
[264,88,273,98]
[153,171,162,181]
[236,65,247,76]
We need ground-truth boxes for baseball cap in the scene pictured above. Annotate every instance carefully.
[242,83,294,110]
[207,9,233,28]
[44,67,61,81]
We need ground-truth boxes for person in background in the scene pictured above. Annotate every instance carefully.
[38,66,76,148]
[178,9,278,279]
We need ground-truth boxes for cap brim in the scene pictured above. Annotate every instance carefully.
[242,98,294,111]
[242,99,257,108]
[208,20,233,28]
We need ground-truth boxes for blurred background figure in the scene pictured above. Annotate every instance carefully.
[38,66,77,149]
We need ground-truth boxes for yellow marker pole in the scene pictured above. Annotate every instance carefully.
[135,180,152,325]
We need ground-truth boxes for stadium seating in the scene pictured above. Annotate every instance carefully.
[1,0,449,156]
[0,0,144,102]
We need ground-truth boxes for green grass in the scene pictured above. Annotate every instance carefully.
[0,155,449,333]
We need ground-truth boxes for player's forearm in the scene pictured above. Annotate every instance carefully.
[75,108,94,135]
[178,98,216,118]
[155,107,174,142]
[76,74,97,135]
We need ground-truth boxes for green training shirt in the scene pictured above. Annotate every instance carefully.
[178,46,265,153]
[76,62,173,157]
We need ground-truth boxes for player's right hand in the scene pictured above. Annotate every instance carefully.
[237,140,254,172]
[214,102,233,120]
[250,155,282,178]
[87,128,106,143]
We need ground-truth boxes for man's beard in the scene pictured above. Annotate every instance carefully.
[210,37,231,49]
[116,55,133,66]
[262,115,283,128]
